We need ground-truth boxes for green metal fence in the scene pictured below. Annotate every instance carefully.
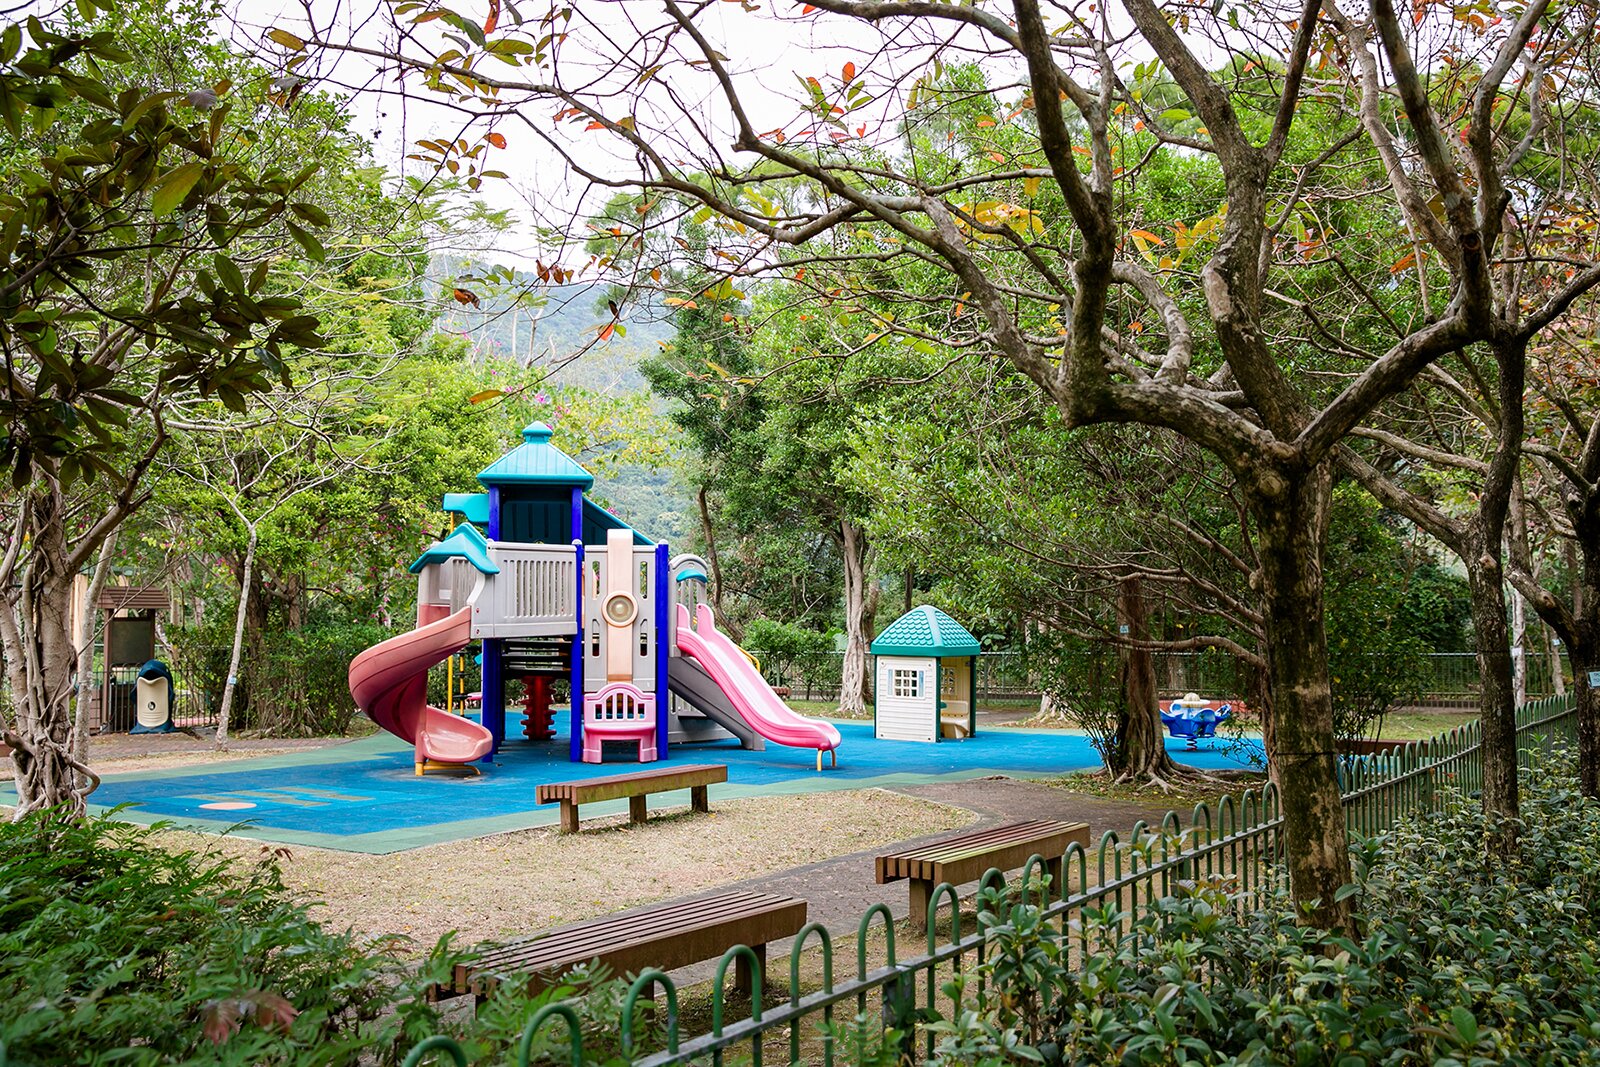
[406,695,1579,1067]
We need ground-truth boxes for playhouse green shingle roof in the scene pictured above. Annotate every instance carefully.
[871,605,980,657]
[476,422,595,489]
[408,522,499,575]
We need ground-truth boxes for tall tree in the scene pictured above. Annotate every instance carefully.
[307,0,1600,930]
[0,6,328,817]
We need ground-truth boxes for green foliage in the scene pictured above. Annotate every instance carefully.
[743,617,835,690]
[1324,487,1468,742]
[0,815,448,1065]
[0,815,662,1067]
[0,4,329,487]
[923,756,1600,1066]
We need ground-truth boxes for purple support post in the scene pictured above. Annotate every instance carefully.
[655,541,669,758]
[481,486,503,760]
[570,539,585,763]
[482,638,502,758]
[570,486,583,544]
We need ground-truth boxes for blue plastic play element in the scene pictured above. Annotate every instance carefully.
[66,719,1266,851]
[408,521,499,575]
[1160,702,1233,750]
[128,659,175,735]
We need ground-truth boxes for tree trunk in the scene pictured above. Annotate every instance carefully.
[2,498,96,819]
[70,533,118,788]
[1467,552,1520,841]
[696,486,725,616]
[1550,624,1566,699]
[1112,576,1183,784]
[1511,589,1527,707]
[1571,642,1597,798]
[215,527,258,750]
[838,519,879,717]
[1249,462,1354,934]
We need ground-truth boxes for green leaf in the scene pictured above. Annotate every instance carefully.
[1450,1006,1478,1045]
[286,221,325,263]
[214,254,245,295]
[290,202,331,227]
[151,161,204,217]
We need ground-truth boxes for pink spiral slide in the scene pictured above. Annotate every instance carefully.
[675,602,841,769]
[348,605,493,773]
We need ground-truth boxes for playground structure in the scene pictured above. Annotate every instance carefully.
[347,422,841,774]
[1160,694,1233,750]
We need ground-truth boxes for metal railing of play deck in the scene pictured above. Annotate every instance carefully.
[403,694,1579,1067]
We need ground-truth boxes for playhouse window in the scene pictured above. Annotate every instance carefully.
[891,669,922,698]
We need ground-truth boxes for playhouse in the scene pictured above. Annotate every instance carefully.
[871,606,981,742]
[347,422,842,774]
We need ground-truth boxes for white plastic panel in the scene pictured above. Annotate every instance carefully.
[875,655,937,742]
[472,542,580,638]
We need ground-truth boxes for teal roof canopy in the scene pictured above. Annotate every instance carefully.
[871,605,980,657]
[408,522,499,575]
[442,492,489,525]
[476,422,595,489]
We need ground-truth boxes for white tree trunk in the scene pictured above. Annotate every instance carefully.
[215,527,258,750]
[1551,628,1566,698]
[1511,587,1527,708]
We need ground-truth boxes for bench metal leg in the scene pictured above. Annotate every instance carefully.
[690,784,709,813]
[559,801,579,834]
[629,795,648,825]
[907,878,933,933]
[735,942,766,995]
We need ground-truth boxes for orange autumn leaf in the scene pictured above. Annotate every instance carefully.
[486,132,507,149]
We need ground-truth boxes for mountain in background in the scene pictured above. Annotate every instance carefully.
[431,269,693,545]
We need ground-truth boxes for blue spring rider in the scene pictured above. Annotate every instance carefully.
[1160,693,1232,750]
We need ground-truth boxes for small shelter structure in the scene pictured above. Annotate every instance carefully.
[871,606,981,742]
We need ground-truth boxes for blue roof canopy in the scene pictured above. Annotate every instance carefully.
[871,605,980,657]
[476,422,595,489]
[408,522,499,575]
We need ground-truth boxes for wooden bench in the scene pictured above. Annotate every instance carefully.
[876,820,1090,930]
[445,890,806,1001]
[536,764,727,833]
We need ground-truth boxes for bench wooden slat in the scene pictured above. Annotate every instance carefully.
[454,891,805,996]
[535,764,726,806]
[468,893,775,969]
[876,820,1090,887]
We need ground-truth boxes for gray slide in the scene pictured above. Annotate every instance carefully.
[667,656,765,751]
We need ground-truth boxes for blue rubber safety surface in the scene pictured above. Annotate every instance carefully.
[62,718,1264,853]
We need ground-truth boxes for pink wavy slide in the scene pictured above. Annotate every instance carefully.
[348,605,493,772]
[676,602,842,768]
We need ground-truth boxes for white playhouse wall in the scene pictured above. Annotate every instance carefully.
[875,655,938,742]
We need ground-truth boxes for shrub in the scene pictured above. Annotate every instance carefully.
[0,815,665,1067]
[743,617,834,693]
[0,815,453,1065]
[926,755,1600,1066]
